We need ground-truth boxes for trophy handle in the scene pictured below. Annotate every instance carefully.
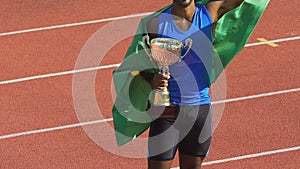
[181,38,193,60]
[142,35,152,60]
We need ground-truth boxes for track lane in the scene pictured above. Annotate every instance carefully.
[248,0,300,42]
[0,0,170,33]
[225,41,300,98]
[0,36,299,85]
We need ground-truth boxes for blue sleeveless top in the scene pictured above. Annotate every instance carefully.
[157,4,213,105]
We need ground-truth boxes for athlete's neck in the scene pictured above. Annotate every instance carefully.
[172,2,196,22]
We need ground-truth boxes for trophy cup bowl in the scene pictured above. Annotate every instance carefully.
[142,35,193,106]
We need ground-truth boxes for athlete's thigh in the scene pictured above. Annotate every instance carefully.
[148,117,179,161]
[178,104,212,157]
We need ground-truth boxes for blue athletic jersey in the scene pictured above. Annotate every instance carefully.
[157,4,213,105]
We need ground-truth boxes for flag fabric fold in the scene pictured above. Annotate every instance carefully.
[112,0,270,146]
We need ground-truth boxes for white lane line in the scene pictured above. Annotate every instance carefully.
[171,146,300,168]
[0,87,299,140]
[245,36,300,47]
[0,118,113,140]
[212,88,300,104]
[0,64,120,85]
[0,36,299,85]
[0,12,153,37]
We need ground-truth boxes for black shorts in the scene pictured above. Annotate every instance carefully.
[148,104,212,161]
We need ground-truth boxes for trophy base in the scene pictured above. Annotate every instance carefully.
[152,89,170,106]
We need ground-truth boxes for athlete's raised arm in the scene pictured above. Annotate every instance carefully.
[206,0,244,22]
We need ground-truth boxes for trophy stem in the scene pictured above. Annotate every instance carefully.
[151,65,170,106]
[152,88,170,106]
[160,65,169,75]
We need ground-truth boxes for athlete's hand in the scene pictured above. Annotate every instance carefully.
[151,73,170,90]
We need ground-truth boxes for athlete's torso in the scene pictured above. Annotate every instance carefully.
[157,4,214,105]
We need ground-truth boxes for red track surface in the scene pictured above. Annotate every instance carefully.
[0,0,299,168]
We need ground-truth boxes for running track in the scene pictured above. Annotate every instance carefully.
[0,0,299,168]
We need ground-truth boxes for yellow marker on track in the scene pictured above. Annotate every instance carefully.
[257,38,279,47]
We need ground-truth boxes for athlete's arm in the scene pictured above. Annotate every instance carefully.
[205,0,224,23]
[206,0,244,21]
[205,0,244,33]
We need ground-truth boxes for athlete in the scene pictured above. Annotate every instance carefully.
[111,0,268,168]
[141,0,244,169]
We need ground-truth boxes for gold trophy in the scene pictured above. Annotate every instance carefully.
[142,35,192,106]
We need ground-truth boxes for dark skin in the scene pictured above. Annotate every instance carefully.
[146,0,244,169]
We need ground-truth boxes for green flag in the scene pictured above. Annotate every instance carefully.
[112,0,270,146]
